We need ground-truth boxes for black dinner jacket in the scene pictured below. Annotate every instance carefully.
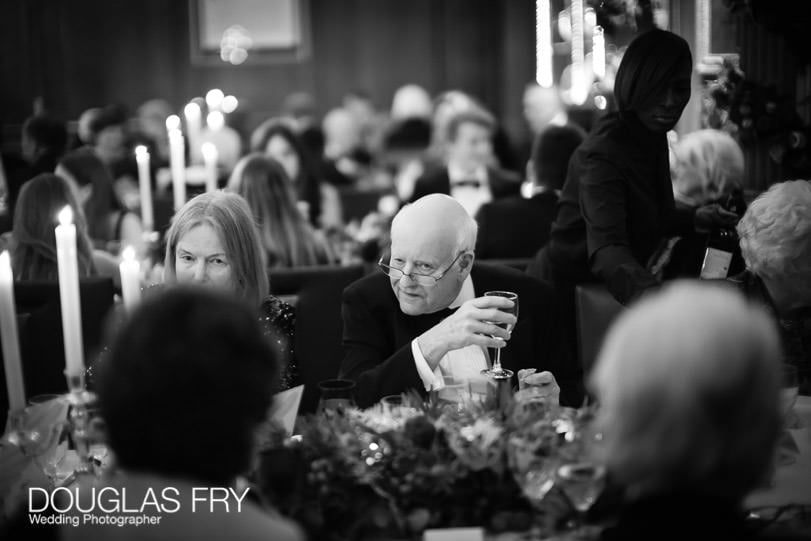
[410,165,522,202]
[474,191,559,259]
[339,262,568,408]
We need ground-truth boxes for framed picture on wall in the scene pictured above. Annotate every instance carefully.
[190,0,311,65]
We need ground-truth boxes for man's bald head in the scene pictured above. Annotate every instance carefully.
[388,195,477,315]
[392,194,477,254]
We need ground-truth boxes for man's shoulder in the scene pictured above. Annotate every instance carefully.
[344,271,393,303]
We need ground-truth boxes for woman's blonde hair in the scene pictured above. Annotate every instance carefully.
[591,281,781,501]
[164,191,269,307]
[227,153,331,268]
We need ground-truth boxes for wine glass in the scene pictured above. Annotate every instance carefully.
[480,291,518,379]
[556,462,606,513]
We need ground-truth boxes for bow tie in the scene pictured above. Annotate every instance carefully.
[452,179,482,189]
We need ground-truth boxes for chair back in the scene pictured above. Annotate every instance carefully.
[575,283,624,376]
[338,188,390,222]
[269,265,365,413]
[1,277,116,417]
[478,258,531,272]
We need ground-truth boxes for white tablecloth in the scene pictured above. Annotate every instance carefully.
[747,395,811,508]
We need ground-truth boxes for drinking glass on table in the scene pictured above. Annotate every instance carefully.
[481,291,518,379]
[780,364,799,417]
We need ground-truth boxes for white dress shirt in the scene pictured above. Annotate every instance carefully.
[448,163,492,217]
[411,275,491,395]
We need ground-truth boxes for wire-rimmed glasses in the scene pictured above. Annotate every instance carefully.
[378,251,466,287]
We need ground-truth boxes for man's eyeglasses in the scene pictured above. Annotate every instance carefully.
[378,252,466,286]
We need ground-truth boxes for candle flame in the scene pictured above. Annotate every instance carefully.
[58,206,73,226]
[166,115,181,131]
[206,111,225,131]
[184,102,201,118]
[201,142,218,161]
[122,246,136,261]
[206,89,225,108]
[134,145,149,157]
[222,95,239,113]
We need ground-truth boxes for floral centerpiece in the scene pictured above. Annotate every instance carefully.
[254,391,598,541]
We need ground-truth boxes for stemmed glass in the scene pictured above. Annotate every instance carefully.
[481,291,518,379]
[555,408,606,529]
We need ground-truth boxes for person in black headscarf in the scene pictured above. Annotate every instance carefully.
[529,29,737,301]
[526,30,737,399]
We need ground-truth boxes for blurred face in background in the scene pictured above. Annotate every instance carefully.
[446,121,492,172]
[265,134,301,182]
[174,223,237,293]
[95,125,126,163]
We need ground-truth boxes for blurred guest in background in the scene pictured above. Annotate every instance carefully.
[429,90,519,174]
[87,287,303,540]
[522,84,568,137]
[227,153,334,268]
[411,109,521,217]
[321,107,371,187]
[57,147,143,253]
[733,180,811,395]
[1,115,68,231]
[340,194,569,407]
[20,114,68,178]
[87,104,135,181]
[163,191,297,388]
[68,107,101,150]
[384,84,433,201]
[281,91,324,162]
[593,281,782,540]
[7,173,117,281]
[475,124,585,259]
[649,128,747,279]
[250,118,342,229]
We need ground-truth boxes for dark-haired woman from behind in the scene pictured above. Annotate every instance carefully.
[250,118,343,229]
[8,173,118,282]
[227,153,335,268]
[56,147,143,253]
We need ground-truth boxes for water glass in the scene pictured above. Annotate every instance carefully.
[780,364,799,417]
[317,379,357,414]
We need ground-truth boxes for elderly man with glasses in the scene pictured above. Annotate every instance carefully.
[340,194,573,407]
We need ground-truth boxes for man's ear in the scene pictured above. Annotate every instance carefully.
[459,252,474,271]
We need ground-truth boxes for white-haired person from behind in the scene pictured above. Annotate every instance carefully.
[671,129,745,209]
[732,179,811,395]
[593,282,784,541]
[649,129,747,279]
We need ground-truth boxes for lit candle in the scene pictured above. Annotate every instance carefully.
[202,142,219,193]
[119,246,141,311]
[55,207,85,377]
[134,145,154,233]
[206,89,224,112]
[206,111,225,132]
[168,128,186,212]
[0,251,25,411]
[165,114,181,134]
[184,102,203,165]
[592,25,605,79]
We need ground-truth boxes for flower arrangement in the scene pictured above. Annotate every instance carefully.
[254,392,597,541]
[704,57,811,175]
